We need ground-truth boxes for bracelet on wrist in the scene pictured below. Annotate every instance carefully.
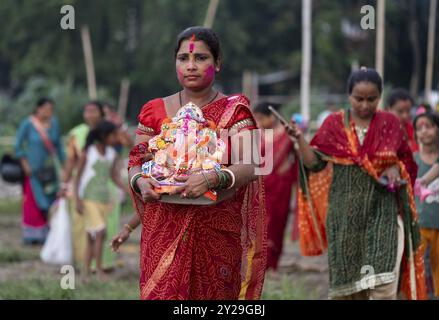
[201,171,212,189]
[130,173,142,194]
[221,170,231,189]
[222,169,236,189]
[216,171,224,190]
[215,170,231,190]
[124,224,134,233]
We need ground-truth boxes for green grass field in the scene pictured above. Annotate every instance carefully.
[0,276,139,300]
[0,198,21,216]
[0,195,327,300]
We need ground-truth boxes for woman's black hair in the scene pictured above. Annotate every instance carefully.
[34,97,54,113]
[413,112,439,141]
[84,100,105,118]
[253,102,282,116]
[84,120,117,150]
[386,88,414,109]
[347,67,383,95]
[175,26,221,62]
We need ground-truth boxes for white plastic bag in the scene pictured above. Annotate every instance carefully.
[40,198,73,265]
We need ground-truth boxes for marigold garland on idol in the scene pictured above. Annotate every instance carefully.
[141,102,226,204]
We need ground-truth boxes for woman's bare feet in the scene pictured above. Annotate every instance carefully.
[80,271,92,284]
[96,269,110,281]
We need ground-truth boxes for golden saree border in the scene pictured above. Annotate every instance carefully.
[238,175,267,300]
[230,118,256,132]
[140,214,195,299]
[137,123,155,135]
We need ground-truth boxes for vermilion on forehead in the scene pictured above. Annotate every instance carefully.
[178,40,211,54]
[416,117,434,128]
[189,34,196,53]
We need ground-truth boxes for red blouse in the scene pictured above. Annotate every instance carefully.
[136,95,256,136]
[129,94,257,169]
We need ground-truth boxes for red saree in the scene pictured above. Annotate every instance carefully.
[404,121,419,153]
[263,128,297,270]
[129,94,267,300]
[298,109,427,300]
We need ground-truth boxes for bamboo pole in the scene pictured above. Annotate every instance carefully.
[118,78,130,121]
[80,25,97,100]
[409,0,421,98]
[375,0,386,81]
[301,0,312,123]
[203,0,220,29]
[425,0,437,103]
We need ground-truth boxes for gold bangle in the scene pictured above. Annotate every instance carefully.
[124,224,134,233]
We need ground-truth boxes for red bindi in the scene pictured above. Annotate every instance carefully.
[416,118,431,128]
[189,34,196,53]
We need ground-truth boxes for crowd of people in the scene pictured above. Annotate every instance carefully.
[14,99,133,278]
[10,26,439,300]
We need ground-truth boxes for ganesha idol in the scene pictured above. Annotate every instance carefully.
[141,102,226,204]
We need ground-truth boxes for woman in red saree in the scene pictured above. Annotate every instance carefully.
[254,102,298,270]
[127,27,266,300]
[287,68,426,300]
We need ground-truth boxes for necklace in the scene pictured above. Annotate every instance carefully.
[355,125,368,145]
[179,90,219,108]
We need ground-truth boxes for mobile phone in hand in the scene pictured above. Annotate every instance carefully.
[268,106,292,129]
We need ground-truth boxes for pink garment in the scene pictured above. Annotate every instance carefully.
[22,177,47,228]
[414,179,439,202]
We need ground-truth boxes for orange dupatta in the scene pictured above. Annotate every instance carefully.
[297,109,427,300]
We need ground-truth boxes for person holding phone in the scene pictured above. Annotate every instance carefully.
[284,68,426,300]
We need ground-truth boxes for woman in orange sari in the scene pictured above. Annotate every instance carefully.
[127,27,266,300]
[287,68,426,300]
